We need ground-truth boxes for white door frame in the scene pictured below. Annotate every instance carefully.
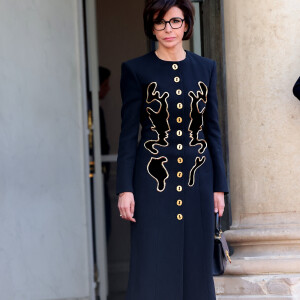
[84,0,109,299]
[77,0,99,299]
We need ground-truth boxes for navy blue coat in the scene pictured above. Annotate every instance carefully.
[116,49,229,300]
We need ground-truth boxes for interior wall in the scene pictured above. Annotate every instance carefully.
[97,0,148,154]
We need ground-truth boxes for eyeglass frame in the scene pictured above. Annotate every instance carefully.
[153,17,185,31]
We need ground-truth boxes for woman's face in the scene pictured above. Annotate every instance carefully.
[152,6,188,49]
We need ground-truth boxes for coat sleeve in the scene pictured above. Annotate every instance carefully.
[203,60,229,195]
[116,62,142,196]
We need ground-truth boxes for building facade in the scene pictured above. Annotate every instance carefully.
[0,0,299,299]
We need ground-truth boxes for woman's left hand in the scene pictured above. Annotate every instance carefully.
[214,192,225,216]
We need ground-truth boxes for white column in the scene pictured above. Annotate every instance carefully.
[214,1,300,298]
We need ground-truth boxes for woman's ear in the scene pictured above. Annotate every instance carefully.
[185,23,188,33]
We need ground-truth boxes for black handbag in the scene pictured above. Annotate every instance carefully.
[212,212,231,276]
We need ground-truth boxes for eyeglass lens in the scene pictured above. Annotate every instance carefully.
[154,18,184,30]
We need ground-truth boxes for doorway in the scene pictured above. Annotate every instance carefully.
[86,0,230,299]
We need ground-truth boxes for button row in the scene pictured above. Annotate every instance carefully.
[172,63,183,221]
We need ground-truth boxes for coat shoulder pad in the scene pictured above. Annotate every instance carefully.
[188,51,215,68]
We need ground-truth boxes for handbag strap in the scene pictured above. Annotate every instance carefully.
[214,212,221,235]
[214,212,232,262]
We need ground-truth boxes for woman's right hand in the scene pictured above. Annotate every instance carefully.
[118,192,136,222]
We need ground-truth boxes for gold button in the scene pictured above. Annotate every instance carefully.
[176,130,182,136]
[177,199,183,206]
[177,213,183,220]
[177,144,183,150]
[177,157,183,163]
[174,76,180,83]
[176,117,182,123]
[172,63,178,70]
[176,89,182,95]
[176,185,182,192]
[177,103,183,109]
[177,171,183,178]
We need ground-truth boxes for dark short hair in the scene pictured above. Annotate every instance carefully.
[99,66,111,85]
[143,0,195,41]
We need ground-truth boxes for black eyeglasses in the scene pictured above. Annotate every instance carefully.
[153,17,185,31]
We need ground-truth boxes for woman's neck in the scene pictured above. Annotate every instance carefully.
[155,45,186,61]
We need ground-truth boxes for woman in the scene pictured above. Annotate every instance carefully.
[116,0,229,299]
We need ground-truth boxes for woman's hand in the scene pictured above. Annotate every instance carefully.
[118,192,136,222]
[214,192,225,217]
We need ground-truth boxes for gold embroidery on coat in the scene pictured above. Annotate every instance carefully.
[144,82,170,155]
[188,81,208,155]
[187,82,208,186]
[188,156,206,186]
[147,156,169,192]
